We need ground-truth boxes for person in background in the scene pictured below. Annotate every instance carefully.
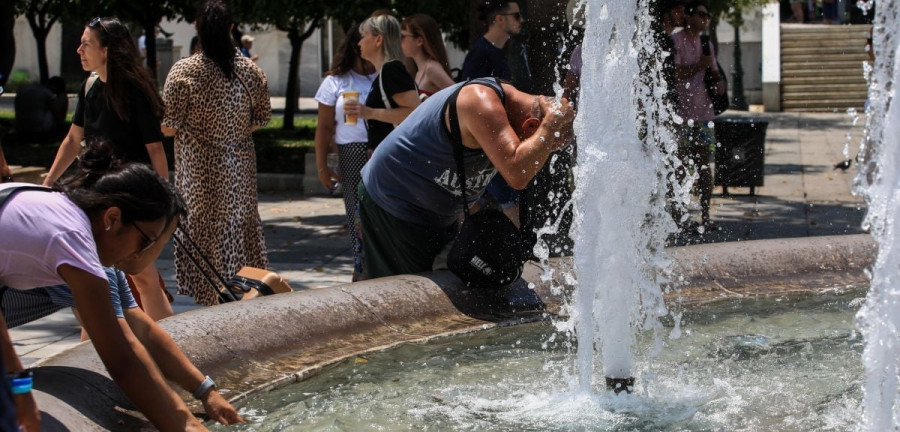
[673,0,723,233]
[0,140,206,431]
[42,16,174,321]
[400,14,455,100]
[314,23,376,281]
[344,14,419,153]
[460,0,527,227]
[162,0,271,307]
[461,0,523,82]
[789,0,805,22]
[14,76,68,138]
[240,34,259,61]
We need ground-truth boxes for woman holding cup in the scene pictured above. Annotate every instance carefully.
[313,23,376,280]
[345,14,419,152]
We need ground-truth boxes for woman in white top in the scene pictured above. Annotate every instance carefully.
[0,139,223,431]
[314,23,376,280]
[400,14,456,99]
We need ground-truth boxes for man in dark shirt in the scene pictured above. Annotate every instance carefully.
[461,0,527,227]
[461,0,523,82]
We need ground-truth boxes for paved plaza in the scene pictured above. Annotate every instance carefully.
[8,111,868,367]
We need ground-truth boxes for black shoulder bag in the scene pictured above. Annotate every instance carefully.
[702,35,729,116]
[445,82,527,289]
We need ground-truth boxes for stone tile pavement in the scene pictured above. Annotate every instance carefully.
[7,111,870,367]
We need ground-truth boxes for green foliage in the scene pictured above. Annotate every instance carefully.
[708,0,774,28]
[232,0,326,32]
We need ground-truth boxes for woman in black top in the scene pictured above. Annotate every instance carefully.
[345,14,419,151]
[43,17,174,321]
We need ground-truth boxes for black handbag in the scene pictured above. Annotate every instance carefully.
[702,36,729,116]
[443,81,526,289]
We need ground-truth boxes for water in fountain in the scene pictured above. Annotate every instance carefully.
[571,0,681,392]
[855,0,900,429]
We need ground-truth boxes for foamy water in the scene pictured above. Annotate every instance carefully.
[571,0,679,391]
[855,0,900,430]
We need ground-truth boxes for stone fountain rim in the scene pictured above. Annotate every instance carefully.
[32,234,874,430]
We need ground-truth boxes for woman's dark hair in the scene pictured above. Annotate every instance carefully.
[478,0,515,22]
[327,24,364,77]
[685,0,709,15]
[62,138,186,226]
[196,0,237,79]
[401,14,451,76]
[86,17,163,121]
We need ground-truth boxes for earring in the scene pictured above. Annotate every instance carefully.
[106,225,111,231]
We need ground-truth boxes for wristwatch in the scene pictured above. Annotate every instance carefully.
[1,175,13,183]
[192,375,216,400]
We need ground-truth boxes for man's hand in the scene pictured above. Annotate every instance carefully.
[538,96,576,151]
[201,390,245,426]
[14,393,40,431]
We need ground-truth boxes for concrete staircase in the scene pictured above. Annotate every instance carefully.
[780,24,871,112]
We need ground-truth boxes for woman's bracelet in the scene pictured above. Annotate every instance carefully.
[8,369,34,395]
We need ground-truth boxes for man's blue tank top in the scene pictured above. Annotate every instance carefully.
[361,78,504,227]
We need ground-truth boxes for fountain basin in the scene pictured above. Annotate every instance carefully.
[32,234,874,430]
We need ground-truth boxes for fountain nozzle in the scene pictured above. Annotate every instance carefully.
[605,377,635,395]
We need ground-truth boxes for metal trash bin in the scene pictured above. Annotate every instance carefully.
[713,116,768,196]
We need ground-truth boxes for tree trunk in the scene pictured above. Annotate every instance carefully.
[730,23,748,110]
[144,23,159,85]
[281,17,322,131]
[283,26,302,131]
[25,11,56,85]
[35,28,50,84]
[0,1,14,88]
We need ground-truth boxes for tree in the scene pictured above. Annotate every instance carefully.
[708,0,775,110]
[238,0,326,130]
[0,2,14,87]
[104,0,189,82]
[12,0,68,84]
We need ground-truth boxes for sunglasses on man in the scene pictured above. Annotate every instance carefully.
[498,11,523,21]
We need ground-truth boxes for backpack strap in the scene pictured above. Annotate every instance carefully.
[84,72,99,98]
[443,78,506,218]
[0,186,53,211]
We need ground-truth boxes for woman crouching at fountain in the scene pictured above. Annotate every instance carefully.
[0,139,238,430]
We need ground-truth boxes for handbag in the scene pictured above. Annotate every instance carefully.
[443,81,527,289]
[173,225,291,303]
[702,35,729,116]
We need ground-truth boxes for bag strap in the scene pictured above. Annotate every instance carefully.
[0,186,53,211]
[378,64,391,109]
[172,225,238,303]
[444,78,506,219]
[84,72,99,99]
[446,85,470,218]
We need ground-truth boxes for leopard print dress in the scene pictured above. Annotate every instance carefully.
[162,51,271,306]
